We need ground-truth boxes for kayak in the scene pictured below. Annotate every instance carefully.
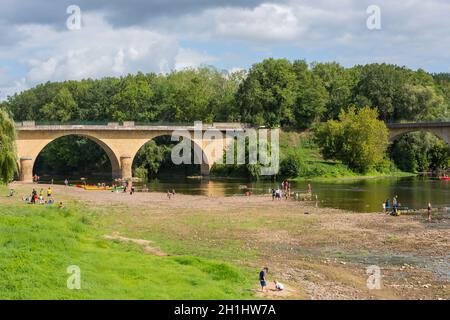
[83,185,113,191]
[71,184,126,191]
[83,185,126,191]
[440,177,450,181]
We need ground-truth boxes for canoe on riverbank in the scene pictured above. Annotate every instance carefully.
[73,184,125,191]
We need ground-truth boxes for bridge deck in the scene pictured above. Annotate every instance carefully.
[387,121,450,129]
[15,121,250,131]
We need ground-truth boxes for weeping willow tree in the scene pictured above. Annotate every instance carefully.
[0,109,17,184]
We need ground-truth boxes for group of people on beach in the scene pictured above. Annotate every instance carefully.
[21,186,64,209]
[383,195,401,216]
[25,187,53,205]
[271,180,293,200]
[383,196,433,221]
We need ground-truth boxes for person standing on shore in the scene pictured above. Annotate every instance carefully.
[259,267,269,292]
[47,186,53,198]
[427,202,432,221]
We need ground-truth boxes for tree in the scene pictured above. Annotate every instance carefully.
[133,140,168,178]
[352,64,411,122]
[390,132,450,172]
[41,87,78,121]
[279,152,302,178]
[312,62,355,120]
[352,64,448,122]
[236,58,297,127]
[315,107,389,173]
[0,109,17,183]
[292,60,328,128]
[237,58,328,128]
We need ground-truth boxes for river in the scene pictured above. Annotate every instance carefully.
[40,175,450,213]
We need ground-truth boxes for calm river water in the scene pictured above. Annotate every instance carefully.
[41,176,450,213]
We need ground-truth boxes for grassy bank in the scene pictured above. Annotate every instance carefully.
[280,131,414,181]
[0,189,254,299]
[210,131,413,181]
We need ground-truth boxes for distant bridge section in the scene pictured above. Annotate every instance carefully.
[387,121,450,144]
[15,121,249,183]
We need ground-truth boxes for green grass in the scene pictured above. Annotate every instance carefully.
[0,198,255,299]
[280,130,413,180]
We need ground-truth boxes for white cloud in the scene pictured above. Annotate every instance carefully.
[0,12,216,99]
[175,48,217,70]
[213,3,303,42]
[1,0,450,100]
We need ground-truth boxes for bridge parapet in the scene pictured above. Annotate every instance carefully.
[15,121,252,131]
[14,121,251,182]
[387,121,450,129]
[387,121,450,144]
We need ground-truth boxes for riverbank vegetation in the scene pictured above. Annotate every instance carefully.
[0,109,17,183]
[1,60,449,180]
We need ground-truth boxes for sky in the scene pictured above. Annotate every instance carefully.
[1,0,449,100]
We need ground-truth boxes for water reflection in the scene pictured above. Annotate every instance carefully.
[39,176,450,213]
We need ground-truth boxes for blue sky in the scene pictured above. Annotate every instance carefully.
[1,0,449,100]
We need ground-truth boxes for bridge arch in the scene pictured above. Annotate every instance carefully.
[389,128,449,145]
[129,133,212,177]
[19,133,121,182]
[15,122,246,182]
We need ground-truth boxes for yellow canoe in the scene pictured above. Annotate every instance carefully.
[83,186,113,191]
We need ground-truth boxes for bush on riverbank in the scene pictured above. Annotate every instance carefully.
[279,130,403,180]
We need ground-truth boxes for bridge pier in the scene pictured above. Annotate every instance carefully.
[200,163,211,176]
[19,157,34,183]
[120,156,133,180]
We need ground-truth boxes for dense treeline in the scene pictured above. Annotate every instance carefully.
[1,59,449,177]
[3,60,449,126]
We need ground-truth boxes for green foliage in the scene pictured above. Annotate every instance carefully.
[352,64,448,122]
[134,166,149,181]
[279,152,302,178]
[236,58,328,128]
[0,109,17,183]
[133,140,168,178]
[390,132,450,172]
[312,62,355,119]
[6,67,240,124]
[315,107,389,173]
[34,136,111,176]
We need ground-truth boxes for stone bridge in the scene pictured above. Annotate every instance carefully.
[15,121,249,182]
[387,122,450,144]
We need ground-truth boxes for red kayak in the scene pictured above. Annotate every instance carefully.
[440,177,450,181]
